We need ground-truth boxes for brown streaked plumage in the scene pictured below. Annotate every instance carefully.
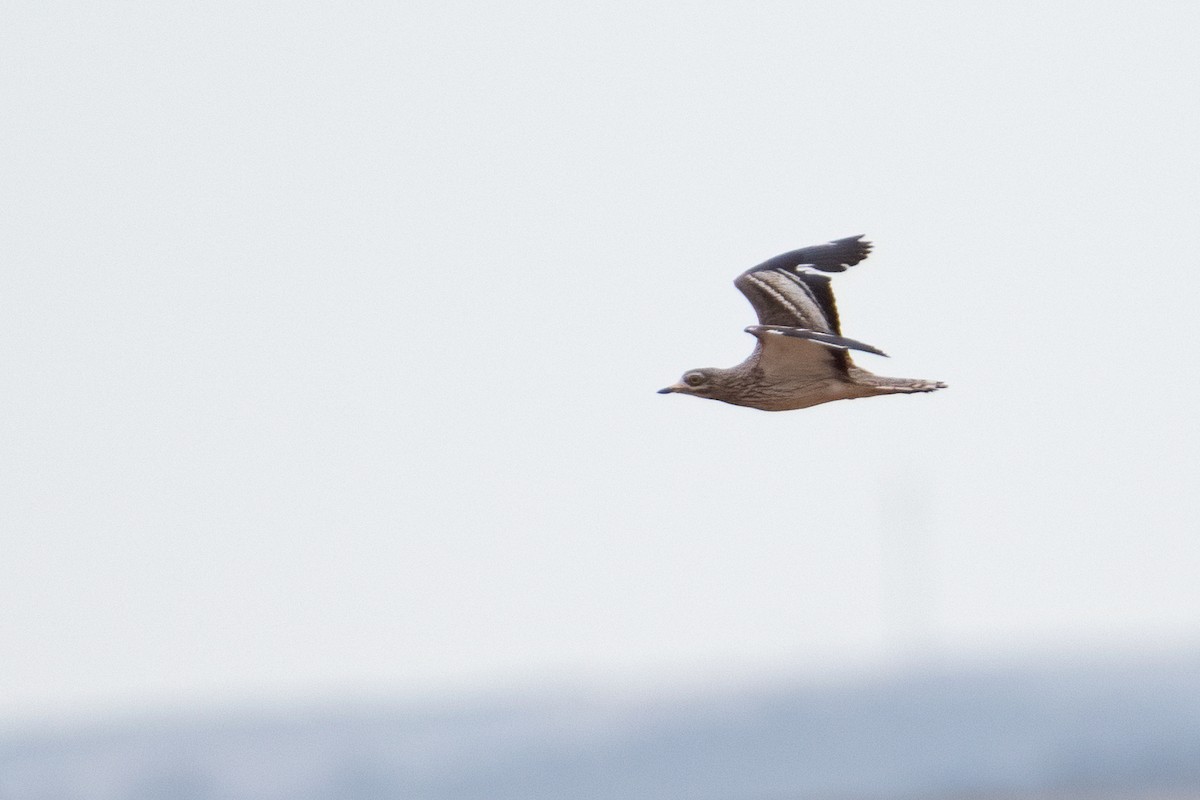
[658,235,946,411]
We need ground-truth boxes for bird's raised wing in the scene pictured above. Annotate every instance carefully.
[734,236,885,381]
[733,235,872,332]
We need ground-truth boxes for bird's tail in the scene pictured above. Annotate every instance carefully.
[848,366,947,394]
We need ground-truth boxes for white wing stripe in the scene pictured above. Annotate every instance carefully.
[775,269,823,309]
[746,271,829,329]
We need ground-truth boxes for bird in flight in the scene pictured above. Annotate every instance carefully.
[658,235,945,411]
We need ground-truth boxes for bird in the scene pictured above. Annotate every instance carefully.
[658,235,946,411]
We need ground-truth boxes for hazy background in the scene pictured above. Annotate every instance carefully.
[2,1,1199,794]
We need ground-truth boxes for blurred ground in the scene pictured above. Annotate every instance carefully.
[2,648,1197,800]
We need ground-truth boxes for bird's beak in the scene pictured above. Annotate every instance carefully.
[657,383,683,394]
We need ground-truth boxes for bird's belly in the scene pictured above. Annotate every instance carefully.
[726,379,862,412]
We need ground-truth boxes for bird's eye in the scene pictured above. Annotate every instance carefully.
[684,372,706,387]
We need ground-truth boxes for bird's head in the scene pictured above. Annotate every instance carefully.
[657,368,723,400]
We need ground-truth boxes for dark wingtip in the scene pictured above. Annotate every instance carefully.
[745,235,876,276]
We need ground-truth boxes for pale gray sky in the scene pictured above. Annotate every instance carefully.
[2,1,1198,725]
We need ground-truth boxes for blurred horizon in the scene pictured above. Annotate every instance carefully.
[4,645,1200,799]
[7,635,1200,739]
